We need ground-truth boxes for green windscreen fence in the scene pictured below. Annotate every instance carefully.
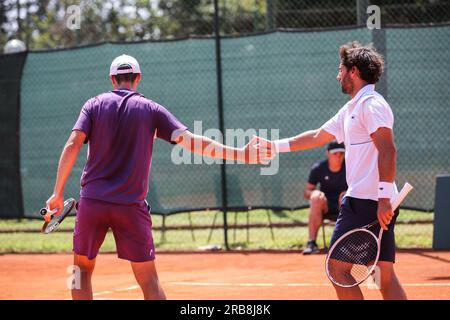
[19,26,450,217]
[221,28,373,210]
[20,40,221,217]
[0,52,27,218]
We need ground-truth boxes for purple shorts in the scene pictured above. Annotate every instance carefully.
[73,197,155,262]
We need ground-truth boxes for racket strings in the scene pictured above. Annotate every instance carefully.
[328,230,378,286]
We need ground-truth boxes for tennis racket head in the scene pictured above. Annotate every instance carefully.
[325,227,380,288]
[41,198,76,234]
[325,182,414,288]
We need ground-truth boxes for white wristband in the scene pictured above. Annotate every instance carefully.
[378,182,394,199]
[273,139,291,153]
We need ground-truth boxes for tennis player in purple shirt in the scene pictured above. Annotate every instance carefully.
[44,54,273,300]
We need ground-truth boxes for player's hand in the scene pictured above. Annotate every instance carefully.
[45,194,64,222]
[241,136,275,164]
[254,136,275,164]
[377,198,394,231]
[310,190,326,201]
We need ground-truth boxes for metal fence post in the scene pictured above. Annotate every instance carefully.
[213,0,229,251]
[357,0,370,26]
[266,0,275,31]
[372,28,388,97]
[358,0,388,97]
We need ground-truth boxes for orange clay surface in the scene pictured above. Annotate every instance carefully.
[1,251,449,300]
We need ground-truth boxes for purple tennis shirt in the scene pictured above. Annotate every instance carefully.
[73,88,187,205]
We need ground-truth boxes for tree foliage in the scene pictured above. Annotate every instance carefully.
[1,0,449,51]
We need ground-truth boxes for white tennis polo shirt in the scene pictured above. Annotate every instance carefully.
[322,84,397,201]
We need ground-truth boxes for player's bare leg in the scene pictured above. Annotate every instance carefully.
[377,261,407,300]
[308,193,328,241]
[131,260,166,300]
[330,261,364,300]
[72,254,96,300]
[332,283,364,300]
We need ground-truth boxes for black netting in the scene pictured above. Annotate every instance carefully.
[0,51,27,219]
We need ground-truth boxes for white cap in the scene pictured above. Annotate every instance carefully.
[109,54,141,76]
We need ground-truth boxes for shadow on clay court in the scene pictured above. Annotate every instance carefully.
[408,251,450,264]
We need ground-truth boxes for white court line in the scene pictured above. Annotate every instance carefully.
[116,285,140,292]
[168,281,450,288]
[93,290,113,297]
[169,282,278,287]
[93,286,140,297]
[403,283,450,287]
[169,282,331,287]
[95,298,131,300]
[91,281,450,298]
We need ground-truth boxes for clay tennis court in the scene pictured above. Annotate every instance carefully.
[1,250,449,300]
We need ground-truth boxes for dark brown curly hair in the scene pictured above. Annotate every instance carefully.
[339,41,385,84]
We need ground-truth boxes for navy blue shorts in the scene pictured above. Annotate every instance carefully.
[325,199,339,220]
[329,197,400,263]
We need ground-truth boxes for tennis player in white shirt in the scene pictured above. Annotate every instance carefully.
[264,41,407,300]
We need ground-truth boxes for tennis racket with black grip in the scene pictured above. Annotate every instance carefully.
[325,182,413,288]
[40,198,76,234]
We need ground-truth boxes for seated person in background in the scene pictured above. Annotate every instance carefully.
[303,141,347,254]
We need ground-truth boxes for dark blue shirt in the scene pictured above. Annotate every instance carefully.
[308,160,347,204]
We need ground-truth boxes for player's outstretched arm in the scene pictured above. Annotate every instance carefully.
[45,130,86,219]
[260,128,336,154]
[174,130,274,164]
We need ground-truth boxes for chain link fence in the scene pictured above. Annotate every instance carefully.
[1,0,449,251]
